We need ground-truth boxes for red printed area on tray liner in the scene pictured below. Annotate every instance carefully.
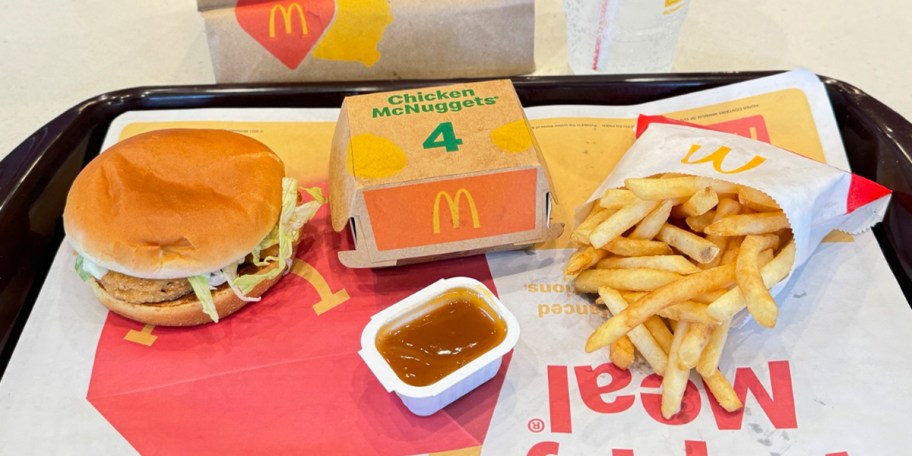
[635,114,771,143]
[87,184,505,455]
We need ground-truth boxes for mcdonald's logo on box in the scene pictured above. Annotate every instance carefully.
[328,80,562,268]
[363,169,538,251]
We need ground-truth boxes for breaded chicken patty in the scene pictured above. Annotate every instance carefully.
[98,271,193,304]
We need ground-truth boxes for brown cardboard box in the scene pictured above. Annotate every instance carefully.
[329,79,561,268]
[196,0,535,83]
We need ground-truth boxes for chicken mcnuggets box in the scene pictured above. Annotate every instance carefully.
[329,79,562,268]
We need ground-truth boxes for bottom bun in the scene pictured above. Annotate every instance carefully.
[90,241,303,326]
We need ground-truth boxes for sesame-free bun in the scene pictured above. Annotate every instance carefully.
[63,129,285,279]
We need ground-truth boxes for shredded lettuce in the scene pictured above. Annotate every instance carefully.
[301,186,326,204]
[221,260,260,302]
[74,255,92,282]
[250,226,278,267]
[187,275,219,323]
[231,178,322,295]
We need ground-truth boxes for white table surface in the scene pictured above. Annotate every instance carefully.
[1,0,910,160]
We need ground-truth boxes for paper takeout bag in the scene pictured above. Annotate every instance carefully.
[196,0,535,83]
[577,118,892,295]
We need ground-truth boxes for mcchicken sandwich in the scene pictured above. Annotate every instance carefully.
[63,129,322,326]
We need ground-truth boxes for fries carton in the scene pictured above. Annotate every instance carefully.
[329,80,562,268]
[577,118,892,295]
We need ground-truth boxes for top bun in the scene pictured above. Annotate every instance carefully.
[63,129,285,279]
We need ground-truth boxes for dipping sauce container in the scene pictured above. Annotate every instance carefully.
[359,277,520,416]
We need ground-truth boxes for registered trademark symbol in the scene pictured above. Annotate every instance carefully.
[527,418,545,433]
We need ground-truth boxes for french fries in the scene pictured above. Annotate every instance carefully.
[565,246,608,280]
[677,323,714,369]
[566,174,796,419]
[599,188,638,210]
[738,186,779,212]
[604,237,673,256]
[598,287,669,375]
[696,318,731,377]
[735,234,781,327]
[574,268,681,293]
[685,210,716,233]
[584,263,736,352]
[658,302,716,325]
[610,336,636,370]
[656,224,721,264]
[590,200,662,248]
[680,187,719,217]
[704,211,790,236]
[661,321,692,418]
[630,199,674,240]
[570,207,614,245]
[596,255,700,275]
[707,241,796,322]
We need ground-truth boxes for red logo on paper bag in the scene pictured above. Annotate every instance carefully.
[235,0,335,69]
[86,184,508,455]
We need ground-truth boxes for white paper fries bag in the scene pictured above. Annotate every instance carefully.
[577,118,892,297]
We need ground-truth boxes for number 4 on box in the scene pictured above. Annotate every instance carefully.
[423,122,463,152]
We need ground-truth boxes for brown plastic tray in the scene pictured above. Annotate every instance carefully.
[1,72,909,377]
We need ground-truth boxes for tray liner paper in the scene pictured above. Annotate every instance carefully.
[1,70,911,455]
[196,0,534,83]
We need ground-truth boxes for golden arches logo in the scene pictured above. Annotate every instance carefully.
[681,144,766,174]
[433,189,480,234]
[269,3,308,38]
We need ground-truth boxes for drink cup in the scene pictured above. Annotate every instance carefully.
[563,0,690,74]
